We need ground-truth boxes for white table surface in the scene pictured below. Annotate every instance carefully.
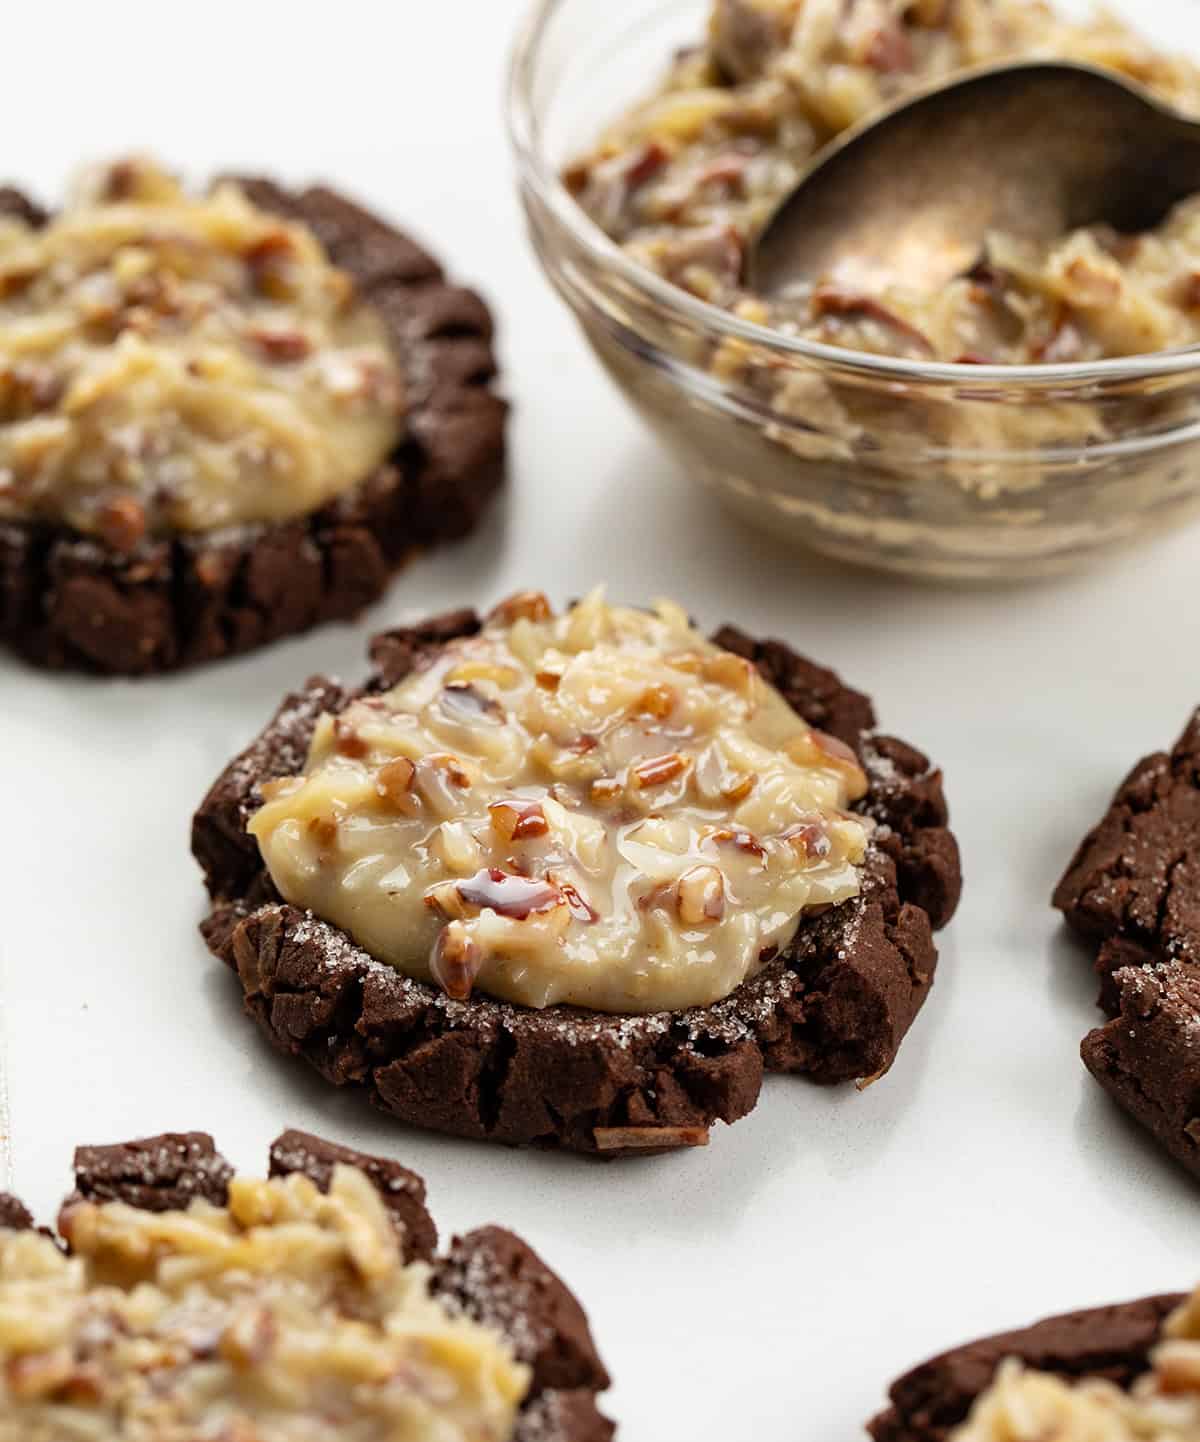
[3,3,1199,1438]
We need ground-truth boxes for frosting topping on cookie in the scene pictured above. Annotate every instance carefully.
[250,591,870,1013]
[0,1163,527,1441]
[952,1287,1200,1441]
[0,157,404,545]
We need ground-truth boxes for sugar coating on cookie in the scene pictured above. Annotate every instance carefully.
[1053,708,1200,1181]
[250,589,871,1013]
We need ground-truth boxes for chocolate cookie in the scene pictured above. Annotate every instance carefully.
[0,1128,612,1442]
[1053,709,1200,1179]
[193,607,962,1156]
[869,1293,1184,1442]
[0,172,505,675]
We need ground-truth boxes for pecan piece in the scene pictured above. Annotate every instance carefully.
[6,1351,75,1401]
[722,772,757,803]
[245,230,297,300]
[429,754,472,789]
[488,590,553,625]
[1158,1341,1200,1395]
[95,495,147,553]
[334,719,368,758]
[633,683,677,720]
[811,285,934,356]
[488,800,550,842]
[864,23,914,73]
[781,822,832,860]
[249,326,310,363]
[677,865,726,925]
[706,826,764,857]
[424,881,469,920]
[590,777,623,805]
[593,1126,710,1151]
[97,160,141,201]
[632,753,689,789]
[625,141,669,190]
[0,361,62,419]
[375,757,417,806]
[430,922,483,1002]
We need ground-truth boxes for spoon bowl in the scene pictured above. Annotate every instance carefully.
[512,0,1200,581]
[748,61,1200,301]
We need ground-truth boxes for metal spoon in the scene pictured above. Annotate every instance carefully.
[748,61,1200,302]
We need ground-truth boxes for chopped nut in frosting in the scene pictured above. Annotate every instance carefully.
[250,590,871,1013]
[953,1287,1200,1441]
[0,157,405,546]
[568,0,1200,365]
[0,1163,527,1441]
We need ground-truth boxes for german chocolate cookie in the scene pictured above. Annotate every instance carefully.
[193,601,961,1156]
[0,162,504,674]
[1054,709,1200,1180]
[869,1292,1189,1442]
[0,1128,612,1441]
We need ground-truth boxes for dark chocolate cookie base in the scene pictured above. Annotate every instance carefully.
[0,1129,612,1442]
[1054,709,1200,1180]
[0,180,505,675]
[193,612,962,1156]
[869,1292,1183,1442]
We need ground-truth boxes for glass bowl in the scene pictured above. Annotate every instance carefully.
[507,0,1200,581]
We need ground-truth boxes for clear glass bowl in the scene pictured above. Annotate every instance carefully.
[507,0,1200,581]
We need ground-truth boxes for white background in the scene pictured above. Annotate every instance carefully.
[3,2,1200,1438]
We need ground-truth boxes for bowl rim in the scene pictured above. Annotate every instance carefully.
[506,0,1200,387]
